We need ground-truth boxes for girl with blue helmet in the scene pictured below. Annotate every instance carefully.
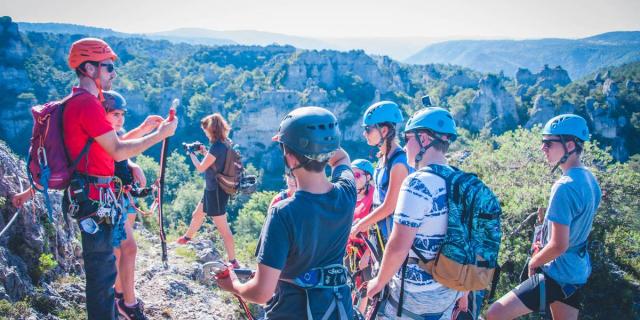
[350,101,411,253]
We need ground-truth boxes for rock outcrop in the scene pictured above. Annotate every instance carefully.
[458,74,519,134]
[525,95,555,128]
[515,65,571,92]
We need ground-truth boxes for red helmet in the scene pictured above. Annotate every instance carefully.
[68,38,117,70]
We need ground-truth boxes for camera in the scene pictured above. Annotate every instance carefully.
[182,141,204,153]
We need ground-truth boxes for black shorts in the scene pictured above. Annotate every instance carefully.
[512,273,583,311]
[202,188,229,217]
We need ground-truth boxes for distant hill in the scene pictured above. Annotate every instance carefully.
[18,22,131,38]
[152,28,329,50]
[18,22,236,46]
[15,21,447,60]
[405,31,640,79]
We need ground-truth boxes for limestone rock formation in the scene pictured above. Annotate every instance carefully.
[525,95,555,128]
[459,74,520,134]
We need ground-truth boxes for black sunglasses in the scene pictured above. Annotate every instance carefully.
[364,125,376,133]
[100,63,115,73]
[541,138,562,149]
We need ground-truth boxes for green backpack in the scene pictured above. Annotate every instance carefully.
[412,164,502,291]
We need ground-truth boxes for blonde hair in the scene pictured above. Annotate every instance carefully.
[201,113,230,143]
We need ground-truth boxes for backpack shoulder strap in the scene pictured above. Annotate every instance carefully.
[60,89,93,167]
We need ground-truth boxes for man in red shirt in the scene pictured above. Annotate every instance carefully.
[63,38,178,320]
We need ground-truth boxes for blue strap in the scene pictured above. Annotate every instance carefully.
[38,164,54,221]
[539,274,546,319]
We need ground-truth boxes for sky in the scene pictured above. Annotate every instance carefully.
[2,0,640,39]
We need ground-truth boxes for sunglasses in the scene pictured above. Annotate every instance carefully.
[403,132,416,143]
[541,139,562,149]
[353,171,363,179]
[100,63,115,73]
[364,125,376,133]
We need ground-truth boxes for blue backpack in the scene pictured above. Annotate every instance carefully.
[412,164,502,291]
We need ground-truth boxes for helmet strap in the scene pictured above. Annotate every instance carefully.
[282,145,308,177]
[374,125,386,149]
[551,136,575,174]
[78,63,105,101]
[413,131,440,168]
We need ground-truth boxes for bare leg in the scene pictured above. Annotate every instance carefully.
[211,214,236,261]
[184,202,206,239]
[114,248,122,294]
[486,291,532,320]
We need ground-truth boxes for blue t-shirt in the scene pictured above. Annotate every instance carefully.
[256,165,357,319]
[373,147,412,237]
[204,140,227,191]
[541,167,601,285]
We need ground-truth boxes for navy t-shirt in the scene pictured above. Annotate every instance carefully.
[256,165,357,319]
[204,140,227,191]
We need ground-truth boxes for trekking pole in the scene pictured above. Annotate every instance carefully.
[157,98,179,269]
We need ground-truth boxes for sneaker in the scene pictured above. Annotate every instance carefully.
[117,298,148,320]
[115,291,124,304]
[230,259,241,269]
[176,235,191,245]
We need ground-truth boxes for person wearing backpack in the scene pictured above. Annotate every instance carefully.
[103,90,163,320]
[486,114,601,320]
[216,106,356,320]
[366,107,464,319]
[350,101,411,256]
[61,37,178,320]
[176,113,240,268]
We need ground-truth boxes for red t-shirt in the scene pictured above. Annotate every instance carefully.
[63,87,115,177]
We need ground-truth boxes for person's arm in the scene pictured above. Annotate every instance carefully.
[328,148,350,169]
[122,115,164,140]
[128,159,147,187]
[367,222,417,297]
[216,263,281,304]
[528,184,573,276]
[528,221,570,276]
[351,164,408,235]
[94,116,178,162]
[12,187,34,208]
[189,150,216,173]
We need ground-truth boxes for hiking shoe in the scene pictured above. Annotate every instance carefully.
[230,259,241,269]
[117,298,148,320]
[176,235,191,245]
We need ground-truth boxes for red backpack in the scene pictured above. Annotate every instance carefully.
[27,90,92,218]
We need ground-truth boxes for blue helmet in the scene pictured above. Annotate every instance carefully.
[404,107,457,141]
[102,90,127,112]
[542,114,589,141]
[351,159,374,176]
[362,101,403,126]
